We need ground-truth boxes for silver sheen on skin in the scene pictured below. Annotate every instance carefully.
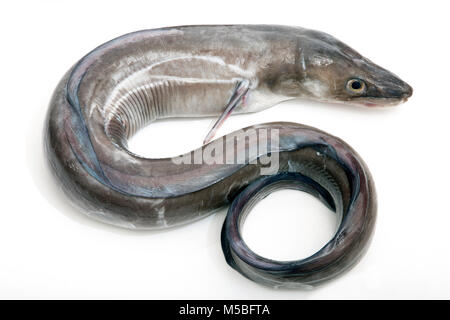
[45,25,412,288]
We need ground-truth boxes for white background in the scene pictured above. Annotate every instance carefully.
[1,0,449,299]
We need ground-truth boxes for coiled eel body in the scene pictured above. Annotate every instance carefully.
[45,25,412,288]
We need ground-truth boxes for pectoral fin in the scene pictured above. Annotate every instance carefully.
[203,80,250,145]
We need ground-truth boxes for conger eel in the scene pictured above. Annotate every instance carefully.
[45,25,412,288]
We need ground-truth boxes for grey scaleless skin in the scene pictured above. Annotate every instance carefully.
[45,25,412,288]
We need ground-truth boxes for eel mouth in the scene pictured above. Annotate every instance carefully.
[357,81,413,107]
[356,96,411,107]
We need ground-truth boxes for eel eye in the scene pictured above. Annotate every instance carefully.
[346,79,366,95]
